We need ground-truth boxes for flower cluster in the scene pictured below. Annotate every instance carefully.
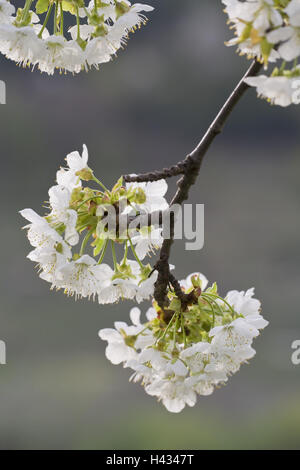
[223,0,300,106]
[20,144,168,304]
[0,0,153,74]
[99,273,268,413]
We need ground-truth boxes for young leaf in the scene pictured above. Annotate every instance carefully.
[36,0,50,14]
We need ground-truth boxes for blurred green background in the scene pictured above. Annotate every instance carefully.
[0,0,300,450]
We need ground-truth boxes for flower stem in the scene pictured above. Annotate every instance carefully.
[79,227,94,256]
[172,315,179,350]
[121,241,128,265]
[77,194,104,210]
[76,6,81,40]
[98,239,109,264]
[92,175,109,193]
[38,3,53,39]
[111,241,118,270]
[53,0,58,35]
[127,233,144,269]
[280,60,286,73]
[181,314,187,348]
[60,2,64,36]
[93,0,97,14]
[21,0,33,24]
[205,293,235,314]
[156,312,176,344]
[201,294,216,327]
[201,294,223,317]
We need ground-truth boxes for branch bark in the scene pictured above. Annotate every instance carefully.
[126,60,263,308]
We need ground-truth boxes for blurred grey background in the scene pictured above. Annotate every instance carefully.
[0,0,300,450]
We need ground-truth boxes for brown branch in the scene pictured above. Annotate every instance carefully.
[124,61,261,189]
[150,60,262,309]
[124,60,262,308]
[123,160,191,183]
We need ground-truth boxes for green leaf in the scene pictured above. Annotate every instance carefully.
[36,0,50,14]
[62,1,76,14]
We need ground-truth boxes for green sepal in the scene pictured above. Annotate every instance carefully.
[205,282,218,295]
[92,22,108,37]
[260,38,273,65]
[238,22,252,43]
[77,37,87,50]
[112,176,124,193]
[115,1,130,19]
[92,237,105,256]
[14,7,32,26]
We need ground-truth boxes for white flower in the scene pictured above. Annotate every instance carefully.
[226,287,260,315]
[130,226,163,260]
[0,24,45,67]
[225,287,269,330]
[97,260,159,304]
[135,270,158,304]
[48,185,79,246]
[57,255,112,299]
[99,311,142,365]
[209,318,260,349]
[99,326,137,365]
[286,0,300,27]
[180,343,228,395]
[185,365,228,396]
[145,376,197,413]
[97,261,139,304]
[223,0,282,34]
[270,1,300,64]
[0,2,154,74]
[133,345,193,413]
[87,0,116,22]
[37,36,81,74]
[99,277,138,303]
[101,281,268,413]
[115,3,154,34]
[266,2,300,63]
[28,242,70,286]
[20,208,62,248]
[56,144,89,191]
[68,24,94,42]
[223,0,282,63]
[137,347,182,375]
[99,306,153,365]
[212,344,256,374]
[20,208,72,284]
[245,74,300,107]
[0,1,15,23]
[84,36,114,70]
[126,179,169,213]
[180,341,212,374]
